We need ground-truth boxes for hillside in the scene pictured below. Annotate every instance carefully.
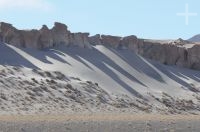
[0,43,200,115]
[188,34,200,42]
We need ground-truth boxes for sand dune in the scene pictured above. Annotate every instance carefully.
[0,43,200,114]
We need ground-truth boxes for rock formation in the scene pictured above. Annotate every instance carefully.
[101,35,122,48]
[51,22,70,47]
[38,25,54,49]
[89,34,102,45]
[20,30,41,49]
[0,22,24,47]
[70,33,92,48]
[120,35,139,52]
[0,22,91,49]
[0,22,200,70]
[187,45,200,69]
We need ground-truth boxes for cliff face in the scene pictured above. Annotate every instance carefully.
[0,22,91,49]
[0,22,24,47]
[0,22,200,70]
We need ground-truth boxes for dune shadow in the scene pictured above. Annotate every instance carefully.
[151,62,200,92]
[2,43,200,95]
[53,47,94,71]
[110,48,165,83]
[0,43,38,69]
[55,46,147,99]
[20,48,72,66]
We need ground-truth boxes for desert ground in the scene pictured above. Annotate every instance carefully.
[0,114,200,132]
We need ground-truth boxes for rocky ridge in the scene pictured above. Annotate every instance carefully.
[188,34,200,42]
[0,22,200,70]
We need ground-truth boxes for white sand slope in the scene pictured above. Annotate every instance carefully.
[0,43,200,114]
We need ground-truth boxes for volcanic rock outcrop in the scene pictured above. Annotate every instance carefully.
[51,22,70,47]
[70,33,92,48]
[38,25,54,49]
[0,22,24,47]
[0,22,200,70]
[0,22,91,49]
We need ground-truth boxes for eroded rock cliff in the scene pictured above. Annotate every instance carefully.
[0,22,200,70]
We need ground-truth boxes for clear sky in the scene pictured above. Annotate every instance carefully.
[0,0,199,39]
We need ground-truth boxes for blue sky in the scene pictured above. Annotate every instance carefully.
[0,0,199,39]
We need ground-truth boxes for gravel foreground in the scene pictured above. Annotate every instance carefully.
[0,114,200,132]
